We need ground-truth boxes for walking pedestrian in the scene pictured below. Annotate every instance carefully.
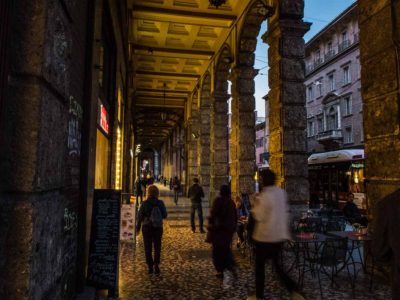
[247,169,304,300]
[235,195,249,248]
[206,185,237,281]
[188,178,205,233]
[172,176,181,205]
[135,177,143,204]
[372,188,400,299]
[136,185,168,275]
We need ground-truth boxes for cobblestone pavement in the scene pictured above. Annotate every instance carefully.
[119,184,391,300]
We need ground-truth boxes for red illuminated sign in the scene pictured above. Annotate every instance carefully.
[100,104,109,134]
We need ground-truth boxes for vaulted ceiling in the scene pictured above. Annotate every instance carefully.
[129,0,250,147]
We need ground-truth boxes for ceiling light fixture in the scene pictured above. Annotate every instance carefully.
[209,0,226,9]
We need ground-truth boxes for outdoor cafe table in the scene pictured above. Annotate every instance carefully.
[286,232,329,285]
[327,231,372,272]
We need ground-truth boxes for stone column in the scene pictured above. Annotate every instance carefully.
[358,0,400,218]
[187,117,199,188]
[198,80,211,202]
[209,90,229,201]
[263,0,310,213]
[231,67,258,198]
[229,71,239,199]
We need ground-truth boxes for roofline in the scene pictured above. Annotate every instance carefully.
[305,2,358,47]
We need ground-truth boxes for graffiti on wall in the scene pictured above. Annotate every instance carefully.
[67,96,82,156]
[63,208,78,232]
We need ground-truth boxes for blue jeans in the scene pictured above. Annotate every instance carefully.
[190,203,203,230]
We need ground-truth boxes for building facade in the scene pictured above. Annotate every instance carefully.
[305,3,363,154]
[255,121,268,169]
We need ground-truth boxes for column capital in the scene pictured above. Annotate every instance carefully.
[231,67,259,80]
[262,19,311,44]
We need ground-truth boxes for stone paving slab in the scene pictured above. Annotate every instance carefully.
[119,184,391,300]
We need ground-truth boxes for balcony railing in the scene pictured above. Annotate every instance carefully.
[314,57,324,67]
[324,50,336,60]
[316,129,343,142]
[338,40,351,52]
[306,36,358,75]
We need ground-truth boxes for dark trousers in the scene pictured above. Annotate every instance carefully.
[212,243,235,273]
[142,226,163,267]
[254,241,298,299]
[174,190,179,204]
[190,203,203,230]
[237,223,245,242]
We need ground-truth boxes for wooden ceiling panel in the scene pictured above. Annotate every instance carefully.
[131,0,251,147]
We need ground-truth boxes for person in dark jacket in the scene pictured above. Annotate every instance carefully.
[372,189,400,300]
[188,178,205,233]
[172,176,181,205]
[136,185,167,275]
[207,185,237,280]
[135,177,143,204]
[235,195,249,247]
[343,192,368,226]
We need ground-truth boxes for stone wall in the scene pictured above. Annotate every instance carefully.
[0,0,88,299]
[358,0,400,217]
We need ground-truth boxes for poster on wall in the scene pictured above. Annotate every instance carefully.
[120,203,137,242]
[87,189,121,292]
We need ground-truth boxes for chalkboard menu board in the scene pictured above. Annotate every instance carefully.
[87,189,121,291]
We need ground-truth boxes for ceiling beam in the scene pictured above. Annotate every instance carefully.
[136,95,187,100]
[132,44,214,58]
[132,10,234,28]
[136,88,190,95]
[132,5,237,21]
[136,103,184,108]
[136,70,200,79]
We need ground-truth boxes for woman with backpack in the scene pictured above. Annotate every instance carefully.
[136,185,167,275]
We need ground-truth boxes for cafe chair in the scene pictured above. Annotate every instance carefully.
[318,237,354,298]
[324,218,346,233]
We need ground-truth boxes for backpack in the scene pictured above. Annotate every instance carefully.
[149,204,163,228]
